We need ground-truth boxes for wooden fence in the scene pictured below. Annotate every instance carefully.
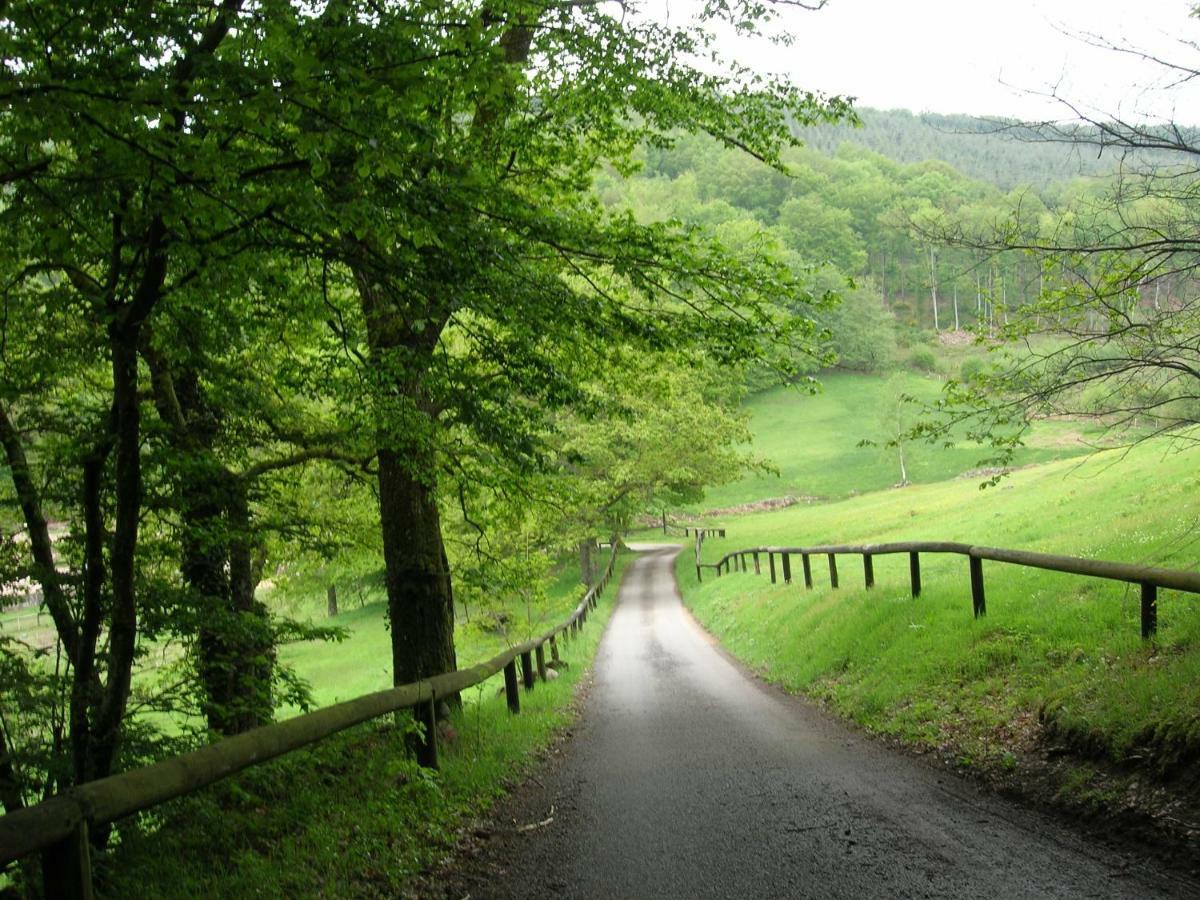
[700,540,1200,639]
[0,542,621,900]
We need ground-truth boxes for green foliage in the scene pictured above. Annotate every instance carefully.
[97,552,629,899]
[906,347,940,373]
[0,0,856,805]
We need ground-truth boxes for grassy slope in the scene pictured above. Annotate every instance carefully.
[276,558,588,712]
[679,440,1200,780]
[100,550,631,898]
[698,372,1112,509]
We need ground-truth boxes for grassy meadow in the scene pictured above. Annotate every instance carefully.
[675,409,1200,789]
[697,371,1116,510]
[272,555,593,712]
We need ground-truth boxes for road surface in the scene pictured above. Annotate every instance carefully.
[443,544,1196,899]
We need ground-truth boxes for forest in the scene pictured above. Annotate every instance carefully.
[2,1,1200,896]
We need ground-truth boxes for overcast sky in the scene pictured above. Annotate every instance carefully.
[651,0,1200,121]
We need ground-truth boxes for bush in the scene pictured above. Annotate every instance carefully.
[959,357,986,381]
[907,347,939,373]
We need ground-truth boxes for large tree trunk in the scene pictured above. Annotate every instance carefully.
[377,447,458,690]
[353,259,460,701]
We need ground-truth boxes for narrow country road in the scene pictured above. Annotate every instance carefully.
[446,545,1196,899]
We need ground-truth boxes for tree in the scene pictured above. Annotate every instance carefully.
[0,0,854,817]
[915,5,1200,463]
[289,1,854,695]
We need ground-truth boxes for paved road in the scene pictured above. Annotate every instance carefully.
[451,545,1196,899]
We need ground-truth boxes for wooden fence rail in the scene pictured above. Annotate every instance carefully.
[699,539,1200,640]
[0,542,621,899]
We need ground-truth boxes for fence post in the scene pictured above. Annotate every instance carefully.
[535,644,548,681]
[1141,583,1158,639]
[550,634,560,663]
[753,552,761,575]
[416,694,439,770]
[696,564,702,582]
[768,552,777,584]
[801,553,813,589]
[969,555,986,618]
[43,818,93,900]
[863,554,874,590]
[521,651,535,690]
[662,510,667,534]
[781,553,792,584]
[909,552,921,598]
[504,660,520,712]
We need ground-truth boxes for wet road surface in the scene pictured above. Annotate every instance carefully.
[450,544,1197,899]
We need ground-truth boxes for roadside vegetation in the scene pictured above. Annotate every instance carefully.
[673,402,1200,832]
[97,551,630,898]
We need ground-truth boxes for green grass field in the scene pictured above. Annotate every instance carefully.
[696,372,1117,510]
[274,556,590,713]
[678,436,1200,783]
[99,550,632,898]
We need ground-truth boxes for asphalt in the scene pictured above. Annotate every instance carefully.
[440,544,1198,899]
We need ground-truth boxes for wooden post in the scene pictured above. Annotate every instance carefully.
[43,819,93,900]
[753,552,761,575]
[801,553,813,589]
[504,660,521,713]
[781,553,792,584]
[521,651,535,690]
[1141,583,1158,639]
[909,552,921,598]
[535,644,548,681]
[863,554,874,590]
[970,555,986,617]
[719,528,726,537]
[326,584,338,617]
[827,553,839,589]
[768,552,777,584]
[696,564,702,582]
[550,635,560,663]
[416,695,439,770]
[662,510,667,534]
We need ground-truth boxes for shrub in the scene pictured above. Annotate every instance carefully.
[907,347,939,373]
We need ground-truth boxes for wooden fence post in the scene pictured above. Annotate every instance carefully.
[768,552,777,584]
[550,635,560,663]
[416,695,439,770]
[521,651,535,690]
[827,553,839,589]
[863,554,874,590]
[781,553,792,584]
[753,552,761,575]
[535,644,548,681]
[504,660,520,713]
[696,564,702,582]
[801,553,813,589]
[42,819,93,900]
[1141,583,1158,639]
[909,552,921,598]
[969,556,986,617]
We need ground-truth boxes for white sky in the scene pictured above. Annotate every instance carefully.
[650,0,1200,121]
